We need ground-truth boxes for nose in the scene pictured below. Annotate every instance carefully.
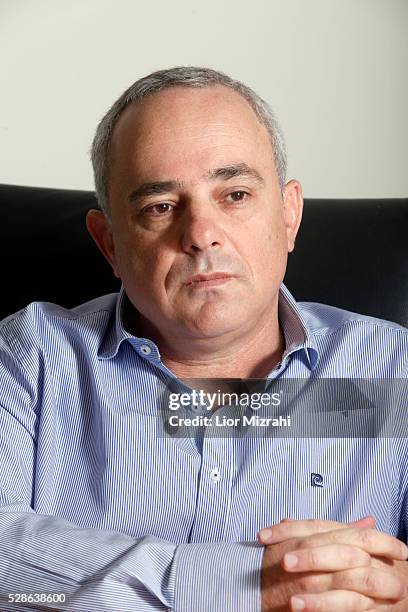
[181,204,224,254]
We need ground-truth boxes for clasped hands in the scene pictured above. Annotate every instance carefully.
[258,516,408,611]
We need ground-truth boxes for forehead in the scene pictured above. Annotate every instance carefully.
[109,85,274,180]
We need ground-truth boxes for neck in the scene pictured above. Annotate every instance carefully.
[124,295,285,379]
[156,319,284,379]
[163,340,283,379]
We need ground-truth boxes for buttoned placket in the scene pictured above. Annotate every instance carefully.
[188,428,235,543]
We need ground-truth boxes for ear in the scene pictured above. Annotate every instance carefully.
[86,209,120,278]
[282,179,303,253]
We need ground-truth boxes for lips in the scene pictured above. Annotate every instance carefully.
[185,273,232,286]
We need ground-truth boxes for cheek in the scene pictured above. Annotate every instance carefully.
[265,215,289,250]
[118,242,176,296]
[266,229,284,245]
[254,226,288,275]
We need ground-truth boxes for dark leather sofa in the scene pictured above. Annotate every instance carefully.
[1,183,407,327]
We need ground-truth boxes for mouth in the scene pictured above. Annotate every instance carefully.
[185,273,233,288]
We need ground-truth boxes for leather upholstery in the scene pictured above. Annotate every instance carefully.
[1,184,407,327]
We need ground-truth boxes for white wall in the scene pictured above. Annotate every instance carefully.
[0,0,407,198]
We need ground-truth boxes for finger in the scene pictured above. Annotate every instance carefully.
[290,591,381,611]
[258,516,376,545]
[350,516,376,529]
[301,527,408,561]
[330,566,408,601]
[282,544,372,573]
[279,516,376,527]
[259,519,347,544]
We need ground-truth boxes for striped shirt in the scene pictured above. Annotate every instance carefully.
[0,284,407,611]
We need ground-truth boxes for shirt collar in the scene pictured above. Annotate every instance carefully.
[98,283,319,370]
[278,283,318,370]
[98,286,144,360]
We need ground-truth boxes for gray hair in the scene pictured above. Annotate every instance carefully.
[91,66,287,217]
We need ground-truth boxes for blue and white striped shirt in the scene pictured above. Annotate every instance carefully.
[0,284,407,611]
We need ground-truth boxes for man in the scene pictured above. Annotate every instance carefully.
[0,66,407,611]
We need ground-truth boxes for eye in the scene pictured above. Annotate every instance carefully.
[143,202,175,216]
[225,190,250,203]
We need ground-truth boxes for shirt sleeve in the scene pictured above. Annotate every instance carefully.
[0,469,264,612]
[0,319,264,611]
[0,508,263,611]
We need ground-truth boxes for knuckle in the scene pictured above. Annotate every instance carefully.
[359,528,374,549]
[308,548,321,569]
[361,568,379,594]
[336,544,366,568]
[333,567,378,595]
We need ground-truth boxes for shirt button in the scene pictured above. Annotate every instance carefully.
[191,402,206,412]
[140,345,152,355]
[210,468,220,482]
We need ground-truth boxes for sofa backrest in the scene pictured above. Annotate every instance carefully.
[1,184,407,327]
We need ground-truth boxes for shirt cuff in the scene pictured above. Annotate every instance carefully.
[172,541,264,611]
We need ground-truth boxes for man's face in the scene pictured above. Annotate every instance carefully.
[90,86,302,347]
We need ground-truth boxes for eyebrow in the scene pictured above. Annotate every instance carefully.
[205,163,265,184]
[128,163,264,203]
[128,180,183,202]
